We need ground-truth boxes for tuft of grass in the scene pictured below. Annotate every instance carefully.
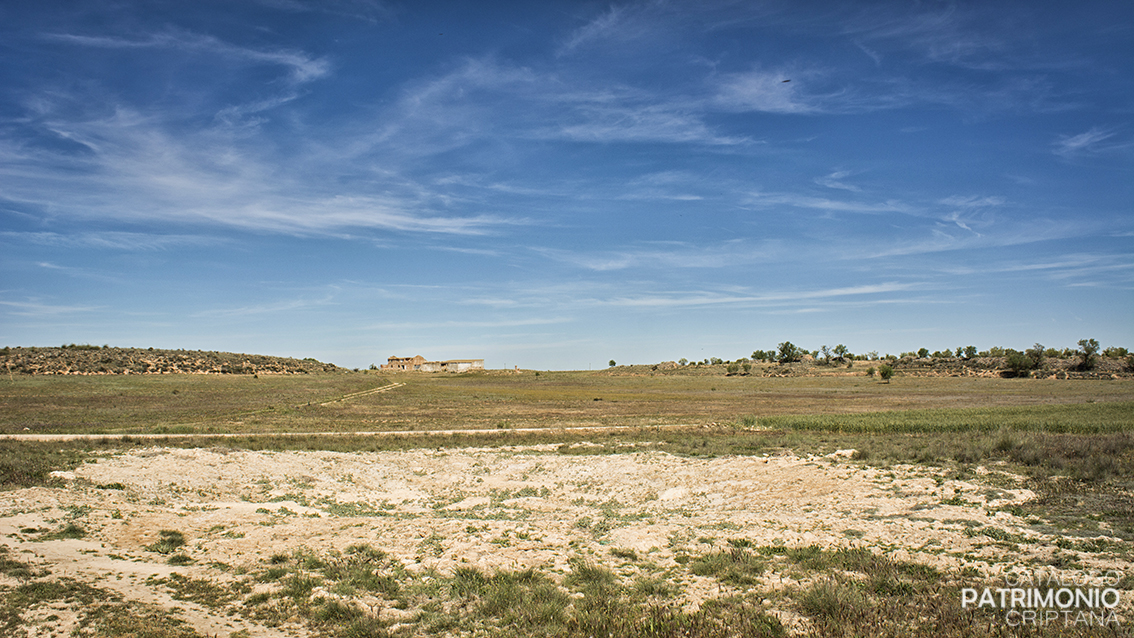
[797,578,868,622]
[166,553,195,566]
[38,522,86,541]
[610,547,639,561]
[477,569,570,630]
[565,560,619,596]
[322,548,399,597]
[148,573,250,609]
[145,530,186,554]
[689,548,765,587]
[281,573,320,600]
[0,546,47,581]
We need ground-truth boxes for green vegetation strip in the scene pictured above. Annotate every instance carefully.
[758,401,1134,434]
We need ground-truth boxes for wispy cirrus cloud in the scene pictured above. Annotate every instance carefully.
[602,281,919,309]
[744,191,916,216]
[0,298,101,317]
[712,68,820,114]
[544,101,746,145]
[1052,127,1127,158]
[191,292,339,318]
[251,0,393,22]
[46,30,330,83]
[366,316,571,331]
[0,98,526,237]
[1,231,222,251]
[375,58,748,149]
[532,239,786,272]
[814,170,861,192]
[556,1,678,57]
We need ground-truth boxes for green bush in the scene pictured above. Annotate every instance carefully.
[1078,338,1100,370]
[1004,351,1034,377]
[776,341,802,364]
[878,364,893,381]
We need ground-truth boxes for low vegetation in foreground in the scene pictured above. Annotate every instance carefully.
[1,366,1131,637]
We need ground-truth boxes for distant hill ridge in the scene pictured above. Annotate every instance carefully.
[0,345,340,375]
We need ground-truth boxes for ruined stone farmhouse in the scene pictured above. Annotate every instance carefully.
[380,355,484,372]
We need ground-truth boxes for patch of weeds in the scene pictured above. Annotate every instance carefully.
[0,440,87,489]
[589,516,617,538]
[689,548,765,587]
[38,522,86,540]
[565,559,620,597]
[322,545,400,597]
[311,598,366,625]
[0,577,202,638]
[1058,536,1130,555]
[281,573,320,600]
[285,548,327,571]
[0,545,48,580]
[64,504,92,518]
[709,520,741,531]
[632,575,679,598]
[797,578,868,623]
[478,568,570,631]
[96,482,126,490]
[258,565,291,582]
[450,565,489,599]
[965,526,1029,545]
[567,593,785,638]
[82,599,204,638]
[418,532,445,557]
[148,572,250,609]
[167,553,195,565]
[146,529,186,554]
[322,500,393,517]
[610,547,639,561]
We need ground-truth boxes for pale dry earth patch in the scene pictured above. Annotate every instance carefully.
[1,446,1127,636]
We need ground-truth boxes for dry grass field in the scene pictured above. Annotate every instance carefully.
[3,368,1133,435]
[1,369,1132,637]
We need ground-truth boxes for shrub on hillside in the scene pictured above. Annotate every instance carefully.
[1078,338,1099,371]
[1005,351,1034,377]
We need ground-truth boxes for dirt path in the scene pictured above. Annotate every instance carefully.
[0,423,700,441]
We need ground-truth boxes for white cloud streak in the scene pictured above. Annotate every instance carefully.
[603,282,918,308]
[0,299,101,317]
[1,231,221,251]
[814,170,861,192]
[1053,127,1128,158]
[46,30,330,83]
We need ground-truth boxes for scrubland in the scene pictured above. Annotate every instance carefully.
[1,369,1132,637]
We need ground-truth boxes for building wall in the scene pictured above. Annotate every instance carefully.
[381,356,483,372]
[380,355,427,371]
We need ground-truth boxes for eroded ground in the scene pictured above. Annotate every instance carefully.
[1,445,1129,636]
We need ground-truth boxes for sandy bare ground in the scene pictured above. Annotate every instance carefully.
[1,445,1127,636]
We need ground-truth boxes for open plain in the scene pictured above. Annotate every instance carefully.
[1,367,1133,637]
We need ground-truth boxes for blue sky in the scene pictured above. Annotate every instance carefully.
[1,1,1131,370]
